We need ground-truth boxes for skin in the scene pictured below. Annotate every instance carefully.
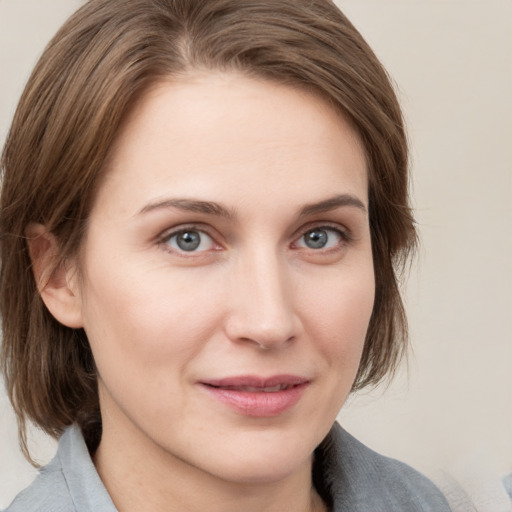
[34,72,375,512]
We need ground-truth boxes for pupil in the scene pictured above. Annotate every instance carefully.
[177,231,201,251]
[305,230,327,249]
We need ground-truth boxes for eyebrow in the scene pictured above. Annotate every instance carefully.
[138,198,234,218]
[299,194,367,217]
[138,193,366,219]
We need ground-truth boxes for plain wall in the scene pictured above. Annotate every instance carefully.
[1,0,511,507]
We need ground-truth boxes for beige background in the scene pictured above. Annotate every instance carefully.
[1,0,511,507]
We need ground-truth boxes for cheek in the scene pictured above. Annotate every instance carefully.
[299,262,375,367]
[79,258,222,381]
[79,265,225,426]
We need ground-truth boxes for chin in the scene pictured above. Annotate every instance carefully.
[214,451,313,485]
[190,427,320,485]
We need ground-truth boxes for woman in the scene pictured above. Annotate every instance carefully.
[0,0,451,511]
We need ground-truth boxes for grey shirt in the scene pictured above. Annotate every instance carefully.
[4,422,451,511]
[503,473,512,502]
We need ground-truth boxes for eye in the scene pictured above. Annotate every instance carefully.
[295,227,344,250]
[164,229,216,253]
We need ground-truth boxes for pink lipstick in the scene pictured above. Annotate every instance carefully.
[200,375,309,417]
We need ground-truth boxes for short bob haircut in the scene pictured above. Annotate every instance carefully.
[1,0,416,459]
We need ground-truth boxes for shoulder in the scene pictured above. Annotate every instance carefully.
[3,425,116,512]
[503,472,512,501]
[316,423,452,512]
[3,456,74,512]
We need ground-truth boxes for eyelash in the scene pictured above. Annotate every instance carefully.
[158,223,353,256]
[292,224,353,252]
[158,224,220,256]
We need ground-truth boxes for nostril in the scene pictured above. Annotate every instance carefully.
[254,334,296,350]
[224,277,300,348]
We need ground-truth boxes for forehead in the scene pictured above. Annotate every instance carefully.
[95,72,368,217]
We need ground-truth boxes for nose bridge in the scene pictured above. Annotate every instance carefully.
[226,245,297,348]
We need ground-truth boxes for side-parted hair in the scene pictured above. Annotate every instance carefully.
[1,0,416,460]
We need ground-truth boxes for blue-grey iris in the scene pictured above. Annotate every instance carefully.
[176,231,201,251]
[304,229,328,249]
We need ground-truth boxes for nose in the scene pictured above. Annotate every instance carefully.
[224,250,300,350]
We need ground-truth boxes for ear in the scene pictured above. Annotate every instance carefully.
[25,223,84,329]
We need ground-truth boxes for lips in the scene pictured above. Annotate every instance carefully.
[199,375,309,417]
[219,384,291,392]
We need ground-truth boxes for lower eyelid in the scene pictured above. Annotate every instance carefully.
[294,226,349,249]
[160,227,218,253]
[157,224,352,254]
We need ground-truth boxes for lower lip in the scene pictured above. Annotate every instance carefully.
[201,383,308,417]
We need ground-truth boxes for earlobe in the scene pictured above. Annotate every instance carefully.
[25,223,84,329]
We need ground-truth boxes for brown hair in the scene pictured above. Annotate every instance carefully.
[1,0,416,460]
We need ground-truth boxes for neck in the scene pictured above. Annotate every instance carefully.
[94,415,326,512]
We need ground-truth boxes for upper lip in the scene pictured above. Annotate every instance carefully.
[200,375,310,391]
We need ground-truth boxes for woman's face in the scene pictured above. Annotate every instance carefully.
[73,73,374,484]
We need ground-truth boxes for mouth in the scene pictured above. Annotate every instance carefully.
[199,375,310,416]
[210,383,295,392]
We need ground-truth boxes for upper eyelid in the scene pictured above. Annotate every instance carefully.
[294,226,346,247]
[155,221,353,248]
[292,221,353,242]
[157,226,221,256]
[158,223,216,241]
